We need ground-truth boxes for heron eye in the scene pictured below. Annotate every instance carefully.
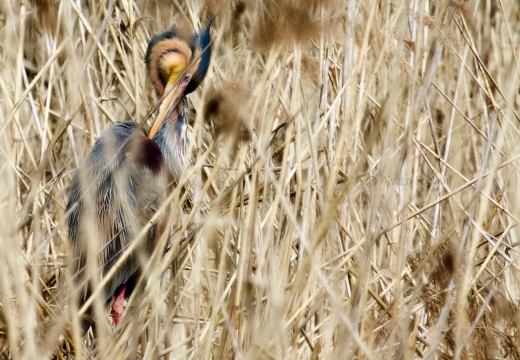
[184,74,192,82]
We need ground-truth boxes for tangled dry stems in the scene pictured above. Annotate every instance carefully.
[1,0,520,358]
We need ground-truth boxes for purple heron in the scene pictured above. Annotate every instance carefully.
[66,21,212,333]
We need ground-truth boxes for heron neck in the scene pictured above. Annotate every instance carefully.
[152,98,189,181]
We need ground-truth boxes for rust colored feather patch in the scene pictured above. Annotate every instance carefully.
[128,136,164,176]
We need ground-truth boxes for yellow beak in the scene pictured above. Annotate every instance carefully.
[148,75,191,139]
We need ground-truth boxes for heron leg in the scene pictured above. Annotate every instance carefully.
[112,284,127,326]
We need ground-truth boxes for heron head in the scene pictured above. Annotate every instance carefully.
[145,20,213,139]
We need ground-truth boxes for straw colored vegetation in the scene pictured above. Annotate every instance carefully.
[1,0,520,358]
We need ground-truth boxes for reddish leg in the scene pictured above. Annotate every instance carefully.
[112,284,126,326]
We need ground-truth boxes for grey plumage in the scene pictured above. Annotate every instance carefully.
[66,122,164,329]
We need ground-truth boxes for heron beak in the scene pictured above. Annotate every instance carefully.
[148,75,191,139]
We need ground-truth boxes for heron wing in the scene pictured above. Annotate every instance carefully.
[66,121,165,305]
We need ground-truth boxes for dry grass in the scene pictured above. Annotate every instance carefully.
[2,0,520,358]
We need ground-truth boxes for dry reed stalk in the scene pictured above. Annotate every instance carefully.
[1,0,520,358]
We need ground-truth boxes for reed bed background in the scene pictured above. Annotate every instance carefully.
[1,0,520,358]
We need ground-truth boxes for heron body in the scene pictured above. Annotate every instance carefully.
[66,21,212,332]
